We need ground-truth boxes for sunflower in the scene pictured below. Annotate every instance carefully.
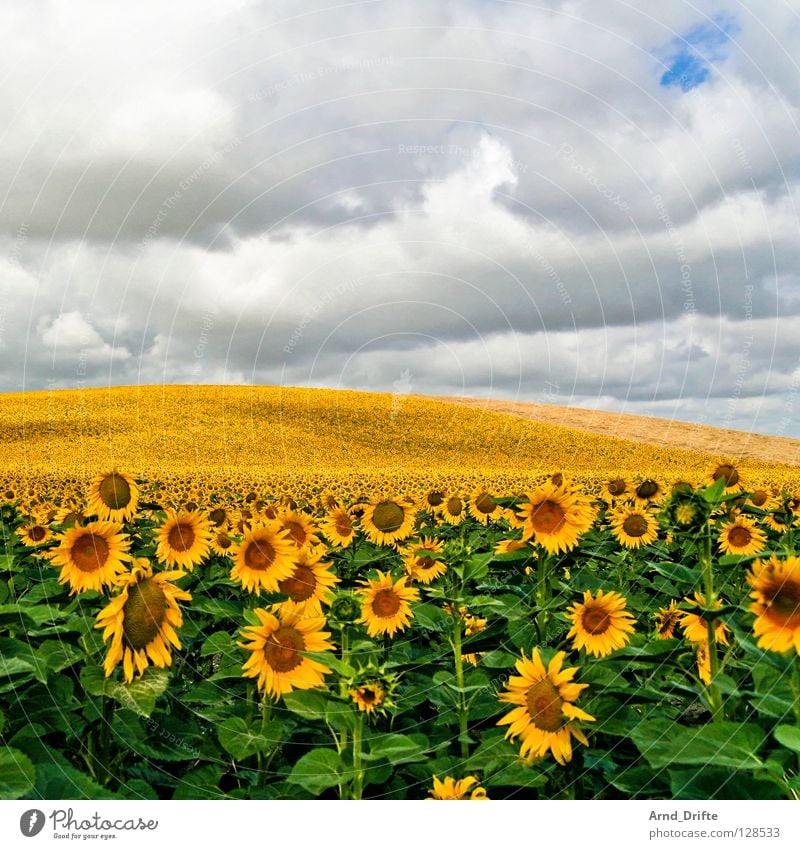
[403,539,446,584]
[748,489,778,511]
[421,489,446,513]
[319,506,356,548]
[679,593,730,645]
[695,641,712,684]
[654,601,680,639]
[717,516,767,556]
[428,776,488,800]
[357,571,420,637]
[604,477,629,500]
[230,522,297,594]
[494,538,531,555]
[566,590,636,657]
[609,504,659,548]
[469,489,500,524]
[155,510,213,570]
[463,610,487,667]
[95,559,190,683]
[277,548,340,613]
[16,522,52,547]
[87,470,140,523]
[350,682,386,715]
[497,649,594,765]
[747,556,800,654]
[517,483,595,555]
[50,521,132,594]
[239,606,335,699]
[360,498,417,545]
[54,504,87,528]
[441,494,467,525]
[633,478,665,504]
[707,460,744,493]
[207,505,232,530]
[211,530,235,557]
[278,509,320,552]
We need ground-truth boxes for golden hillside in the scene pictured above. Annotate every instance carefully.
[0,385,797,499]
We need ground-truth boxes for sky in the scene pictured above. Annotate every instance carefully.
[1,0,800,435]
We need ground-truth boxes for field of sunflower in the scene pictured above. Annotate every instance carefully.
[2,444,800,801]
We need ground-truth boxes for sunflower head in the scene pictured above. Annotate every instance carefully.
[357,571,420,638]
[95,558,191,683]
[707,461,744,493]
[88,470,140,523]
[662,488,710,533]
[239,605,335,700]
[428,775,489,800]
[747,556,800,654]
[346,663,400,718]
[654,600,680,639]
[718,516,767,556]
[566,589,636,657]
[51,520,133,594]
[360,498,417,545]
[497,648,595,765]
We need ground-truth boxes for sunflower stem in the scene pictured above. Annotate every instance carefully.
[351,712,364,800]
[338,626,350,756]
[97,696,115,786]
[536,550,550,638]
[452,607,469,760]
[699,531,723,721]
[257,695,273,788]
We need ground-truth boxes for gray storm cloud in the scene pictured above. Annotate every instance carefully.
[0,0,798,435]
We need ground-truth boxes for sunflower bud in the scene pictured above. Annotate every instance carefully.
[328,591,362,627]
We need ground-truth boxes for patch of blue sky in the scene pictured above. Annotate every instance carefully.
[659,13,739,91]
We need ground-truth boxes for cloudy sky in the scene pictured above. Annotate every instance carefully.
[2,0,799,435]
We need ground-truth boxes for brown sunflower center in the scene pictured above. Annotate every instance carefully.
[416,555,436,571]
[526,679,565,732]
[70,532,110,572]
[530,500,566,535]
[622,515,648,537]
[372,588,401,618]
[727,526,752,548]
[360,687,377,703]
[167,522,196,552]
[607,478,627,496]
[98,474,132,510]
[278,565,317,601]
[122,578,167,650]
[283,520,309,547]
[335,514,353,536]
[636,480,659,499]
[765,583,800,628]
[582,605,612,635]
[372,501,405,533]
[427,491,444,507]
[29,525,47,542]
[751,490,769,507]
[474,492,497,514]
[265,626,305,673]
[243,537,276,571]
[713,464,739,486]
[446,497,463,516]
[216,532,232,549]
[209,508,226,526]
